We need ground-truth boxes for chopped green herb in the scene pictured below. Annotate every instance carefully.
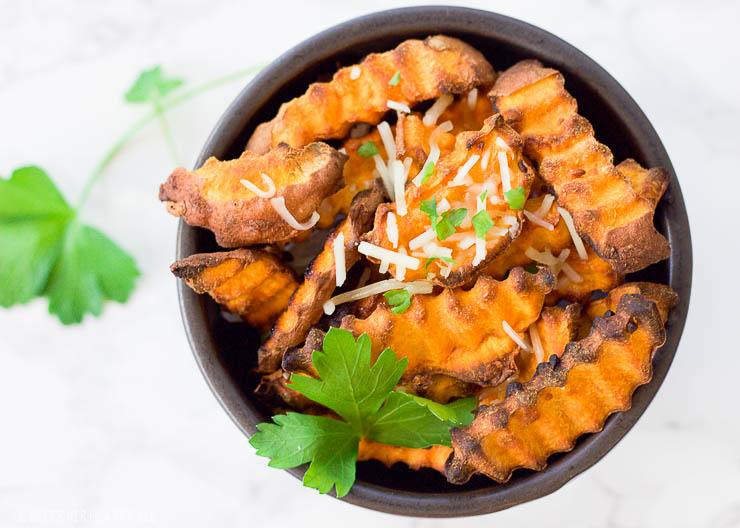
[504,186,526,209]
[424,256,456,275]
[435,208,467,241]
[388,71,401,86]
[420,160,435,184]
[250,328,470,497]
[384,289,411,314]
[357,141,379,158]
[480,190,488,203]
[472,210,494,240]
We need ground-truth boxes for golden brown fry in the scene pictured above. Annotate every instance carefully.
[490,60,670,274]
[357,439,452,473]
[159,143,346,247]
[170,248,298,331]
[258,184,386,372]
[364,115,535,287]
[341,268,553,387]
[586,282,678,324]
[282,328,478,402]
[440,89,496,134]
[477,303,582,406]
[616,159,671,209]
[446,294,666,484]
[317,130,385,228]
[254,369,319,412]
[246,36,495,153]
[485,195,622,303]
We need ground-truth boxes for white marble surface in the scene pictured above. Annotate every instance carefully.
[0,0,738,526]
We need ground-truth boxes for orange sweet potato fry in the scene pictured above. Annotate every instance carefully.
[170,248,298,331]
[160,143,346,247]
[364,115,535,287]
[586,282,678,324]
[246,36,495,153]
[341,268,553,388]
[258,184,385,372]
[446,294,667,484]
[490,60,670,274]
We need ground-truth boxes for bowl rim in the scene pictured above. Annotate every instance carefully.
[175,5,692,517]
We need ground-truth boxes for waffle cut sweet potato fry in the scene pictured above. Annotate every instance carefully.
[246,36,495,153]
[363,115,535,287]
[485,195,622,303]
[316,129,386,228]
[257,183,385,372]
[170,248,298,331]
[445,294,667,484]
[160,143,346,247]
[586,282,678,325]
[341,268,553,388]
[490,60,670,274]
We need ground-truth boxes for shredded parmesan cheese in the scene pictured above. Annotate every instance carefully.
[387,99,411,113]
[523,210,555,230]
[391,160,407,216]
[334,232,346,287]
[373,155,394,200]
[529,325,544,363]
[394,248,408,281]
[412,121,452,186]
[422,242,453,259]
[467,88,478,110]
[480,147,492,170]
[495,137,511,152]
[323,279,433,315]
[557,206,588,260]
[358,242,420,270]
[386,212,398,248]
[240,173,276,198]
[379,260,390,274]
[499,150,511,192]
[458,235,476,250]
[338,147,347,155]
[534,194,555,218]
[437,198,451,213]
[422,94,454,126]
[409,229,436,250]
[472,238,486,266]
[377,121,396,162]
[449,154,480,187]
[349,66,361,80]
[560,262,583,283]
[269,196,319,230]
[503,320,530,351]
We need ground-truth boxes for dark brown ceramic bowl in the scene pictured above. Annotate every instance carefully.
[175,6,692,517]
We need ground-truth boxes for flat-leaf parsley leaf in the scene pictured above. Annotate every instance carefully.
[250,328,473,497]
[0,166,139,323]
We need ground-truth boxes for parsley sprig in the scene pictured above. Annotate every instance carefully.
[420,198,468,241]
[250,328,476,497]
[2,64,264,324]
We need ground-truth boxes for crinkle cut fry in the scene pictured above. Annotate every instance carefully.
[445,294,666,484]
[586,282,678,325]
[246,35,495,153]
[478,303,583,407]
[490,60,670,274]
[317,129,385,228]
[357,440,452,474]
[485,195,622,303]
[171,248,298,332]
[340,268,554,387]
[159,142,346,247]
[363,114,535,287]
[257,183,385,372]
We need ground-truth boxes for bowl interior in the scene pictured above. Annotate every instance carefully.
[176,6,691,517]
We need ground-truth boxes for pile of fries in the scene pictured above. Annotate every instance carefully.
[160,36,677,484]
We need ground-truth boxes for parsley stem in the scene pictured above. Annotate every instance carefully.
[76,63,266,209]
[153,97,180,166]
